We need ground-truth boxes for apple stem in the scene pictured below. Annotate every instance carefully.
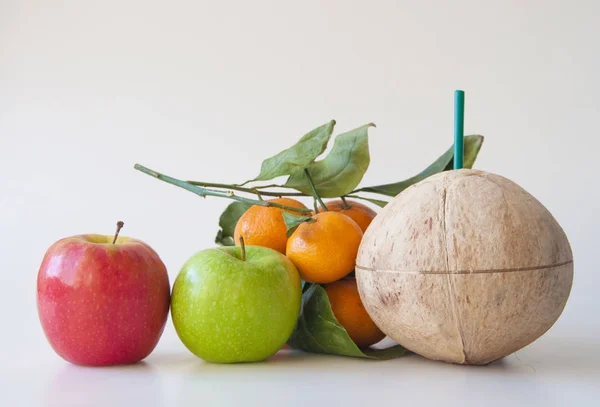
[239,236,246,261]
[134,164,313,213]
[112,221,124,244]
[304,168,328,212]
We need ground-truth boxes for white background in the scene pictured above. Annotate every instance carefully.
[1,1,599,406]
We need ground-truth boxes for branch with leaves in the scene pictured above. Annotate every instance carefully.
[135,120,483,245]
[133,120,484,359]
[135,122,483,244]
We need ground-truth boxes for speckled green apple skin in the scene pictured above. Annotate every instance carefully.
[171,245,302,363]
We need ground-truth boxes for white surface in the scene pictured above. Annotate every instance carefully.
[3,340,600,407]
[1,0,599,405]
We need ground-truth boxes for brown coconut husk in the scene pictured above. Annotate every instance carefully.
[356,169,573,365]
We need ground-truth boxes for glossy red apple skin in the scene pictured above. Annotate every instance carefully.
[37,234,170,366]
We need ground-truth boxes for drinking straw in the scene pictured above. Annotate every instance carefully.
[454,90,465,170]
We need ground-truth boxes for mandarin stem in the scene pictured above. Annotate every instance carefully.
[186,181,306,197]
[304,169,328,212]
[134,164,313,213]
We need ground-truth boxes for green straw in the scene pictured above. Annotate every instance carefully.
[454,90,465,170]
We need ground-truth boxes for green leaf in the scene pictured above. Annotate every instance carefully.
[282,212,315,238]
[461,134,485,169]
[214,202,252,246]
[287,284,407,360]
[249,120,336,183]
[354,135,484,197]
[362,345,408,360]
[284,124,373,198]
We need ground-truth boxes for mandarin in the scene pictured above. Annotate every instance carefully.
[325,199,377,233]
[286,211,363,284]
[234,198,307,254]
[324,277,386,348]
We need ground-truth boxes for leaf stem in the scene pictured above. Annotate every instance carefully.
[134,164,313,213]
[245,183,299,190]
[304,169,328,212]
[341,196,350,209]
[187,181,307,197]
[349,187,381,195]
[346,194,389,207]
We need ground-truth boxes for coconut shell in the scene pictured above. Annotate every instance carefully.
[356,169,573,365]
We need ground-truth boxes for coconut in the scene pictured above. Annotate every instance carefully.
[356,169,573,365]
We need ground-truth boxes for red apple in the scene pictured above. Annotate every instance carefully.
[37,222,170,366]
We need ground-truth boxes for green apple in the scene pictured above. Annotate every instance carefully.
[171,244,302,363]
